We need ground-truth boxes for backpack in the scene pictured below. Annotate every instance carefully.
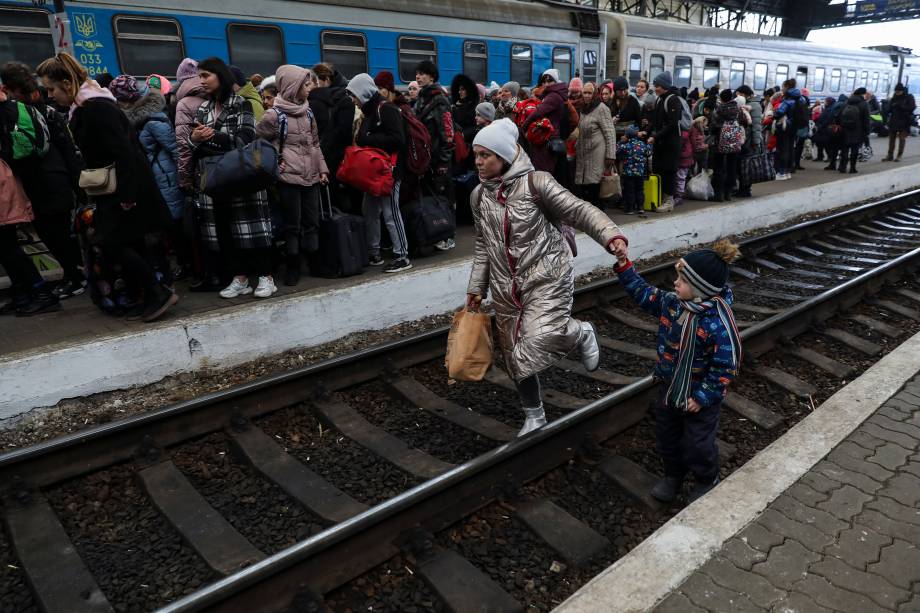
[840,103,861,130]
[667,95,693,132]
[718,119,745,154]
[1,101,49,161]
[513,98,540,128]
[792,98,809,130]
[559,100,579,140]
[452,123,469,164]
[398,105,432,175]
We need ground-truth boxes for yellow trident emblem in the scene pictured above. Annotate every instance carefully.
[73,14,97,38]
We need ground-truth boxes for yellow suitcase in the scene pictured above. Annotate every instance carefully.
[643,174,662,212]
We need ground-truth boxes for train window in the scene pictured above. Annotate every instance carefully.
[796,66,807,88]
[814,67,826,92]
[463,40,488,84]
[674,56,692,88]
[113,16,185,78]
[729,61,745,90]
[859,70,868,88]
[582,49,598,82]
[831,68,841,92]
[753,63,768,91]
[398,37,437,83]
[553,47,572,82]
[227,24,285,78]
[703,58,719,88]
[321,31,367,79]
[882,73,890,96]
[510,44,532,85]
[628,53,641,86]
[871,72,879,93]
[845,69,856,92]
[0,8,54,71]
[649,54,665,83]
[775,64,788,87]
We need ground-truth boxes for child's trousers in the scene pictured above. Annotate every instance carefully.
[654,383,721,484]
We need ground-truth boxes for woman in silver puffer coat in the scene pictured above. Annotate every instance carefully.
[467,119,629,436]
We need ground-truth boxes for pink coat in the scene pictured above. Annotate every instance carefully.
[174,77,207,190]
[0,160,33,226]
[678,129,695,168]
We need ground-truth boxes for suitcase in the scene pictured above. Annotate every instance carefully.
[404,189,455,252]
[308,187,368,278]
[643,174,662,212]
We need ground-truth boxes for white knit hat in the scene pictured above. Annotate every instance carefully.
[541,68,561,83]
[472,118,519,164]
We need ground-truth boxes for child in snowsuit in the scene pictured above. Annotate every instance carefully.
[614,240,742,503]
[616,125,651,215]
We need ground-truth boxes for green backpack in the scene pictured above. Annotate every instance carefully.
[7,101,49,160]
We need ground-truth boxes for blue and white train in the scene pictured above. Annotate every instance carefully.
[0,0,916,99]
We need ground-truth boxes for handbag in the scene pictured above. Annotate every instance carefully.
[336,145,397,197]
[740,152,776,185]
[548,137,567,155]
[598,172,621,201]
[445,308,493,381]
[200,138,279,200]
[79,164,117,196]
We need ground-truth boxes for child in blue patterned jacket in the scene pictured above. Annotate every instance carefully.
[616,125,651,215]
[614,239,743,504]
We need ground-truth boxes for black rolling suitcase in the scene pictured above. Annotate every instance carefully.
[403,188,455,254]
[308,187,368,278]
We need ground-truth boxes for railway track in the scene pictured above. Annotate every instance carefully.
[2,191,920,613]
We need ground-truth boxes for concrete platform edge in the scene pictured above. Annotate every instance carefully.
[2,165,919,418]
[553,328,920,613]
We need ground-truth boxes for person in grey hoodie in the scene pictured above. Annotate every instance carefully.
[256,65,329,285]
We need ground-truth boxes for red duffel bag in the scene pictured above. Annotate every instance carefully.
[336,146,397,197]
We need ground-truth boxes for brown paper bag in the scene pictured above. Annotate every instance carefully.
[445,309,494,381]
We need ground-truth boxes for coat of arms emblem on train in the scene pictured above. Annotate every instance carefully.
[73,13,97,38]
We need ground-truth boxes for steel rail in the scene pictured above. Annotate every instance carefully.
[158,244,920,613]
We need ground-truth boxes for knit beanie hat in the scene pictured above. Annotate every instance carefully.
[473,118,518,164]
[228,65,247,87]
[259,75,276,93]
[719,88,734,103]
[414,60,439,82]
[176,58,198,83]
[625,125,639,138]
[502,81,520,97]
[653,71,673,89]
[613,76,629,91]
[476,83,487,101]
[346,73,379,104]
[146,74,171,95]
[541,68,561,84]
[677,240,741,299]
[475,102,495,122]
[108,74,145,102]
[373,70,395,93]
[569,77,583,94]
[895,82,906,92]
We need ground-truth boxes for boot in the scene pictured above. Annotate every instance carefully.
[650,475,684,503]
[849,163,858,174]
[823,162,837,171]
[883,155,894,162]
[142,284,178,322]
[838,165,848,174]
[579,321,600,372]
[688,476,720,503]
[15,285,61,317]
[284,254,301,287]
[518,404,546,437]
[712,191,724,203]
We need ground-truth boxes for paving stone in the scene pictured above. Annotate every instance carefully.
[757,508,836,553]
[879,472,920,507]
[771,495,849,537]
[751,538,821,589]
[868,414,920,443]
[848,429,890,451]
[721,538,768,571]
[816,485,875,522]
[815,460,885,495]
[699,556,787,605]
[800,470,842,494]
[737,521,785,553]
[868,539,920,590]
[827,446,896,483]
[868,442,913,471]
[867,496,920,526]
[882,397,919,415]
[904,461,920,479]
[857,509,920,543]
[861,421,919,451]
[655,591,707,613]
[679,573,762,613]
[810,556,910,610]
[770,591,834,613]
[785,482,828,507]
[793,575,890,613]
[825,526,892,569]
[898,595,920,613]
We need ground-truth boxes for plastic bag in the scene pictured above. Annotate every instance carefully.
[445,309,493,381]
[599,172,621,201]
[858,144,873,163]
[686,171,714,201]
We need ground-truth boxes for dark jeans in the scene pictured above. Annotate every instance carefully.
[775,130,796,174]
[277,182,320,255]
[213,204,273,278]
[840,143,860,170]
[621,176,644,213]
[888,130,908,159]
[103,239,158,296]
[794,135,805,169]
[654,384,721,483]
[32,211,84,283]
[515,374,542,408]
[576,183,601,207]
[652,159,676,197]
[0,223,42,293]
[712,152,739,198]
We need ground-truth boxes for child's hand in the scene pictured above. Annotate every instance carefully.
[685,398,702,413]
[611,239,628,263]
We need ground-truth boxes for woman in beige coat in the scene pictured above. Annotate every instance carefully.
[467,119,628,436]
[574,82,617,206]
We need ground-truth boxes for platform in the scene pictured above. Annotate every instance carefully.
[554,329,920,613]
[2,136,920,418]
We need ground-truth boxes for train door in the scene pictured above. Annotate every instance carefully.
[627,45,643,86]
[580,39,600,82]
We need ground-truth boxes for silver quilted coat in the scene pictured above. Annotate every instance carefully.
[468,148,626,382]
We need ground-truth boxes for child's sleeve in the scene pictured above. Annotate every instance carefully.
[614,261,664,318]
[694,320,741,407]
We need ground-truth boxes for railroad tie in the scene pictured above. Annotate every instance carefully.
[386,375,516,441]
[750,366,819,399]
[731,302,782,315]
[846,314,902,338]
[896,288,920,305]
[809,239,889,258]
[598,306,659,333]
[875,299,920,321]
[751,257,784,271]
[4,493,113,613]
[821,328,883,356]
[772,252,806,265]
[311,399,455,479]
[722,393,784,430]
[556,359,643,386]
[229,425,369,523]
[414,548,523,613]
[483,369,586,410]
[595,335,658,361]
[137,460,266,576]
[784,346,856,379]
[514,499,609,567]
[598,455,663,512]
[729,265,759,280]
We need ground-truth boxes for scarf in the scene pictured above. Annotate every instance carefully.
[666,295,742,410]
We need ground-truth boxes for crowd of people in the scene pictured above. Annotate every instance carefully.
[0,50,916,322]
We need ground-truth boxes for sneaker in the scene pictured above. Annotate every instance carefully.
[219,278,252,298]
[656,197,674,213]
[688,477,720,503]
[517,404,547,437]
[142,285,178,323]
[775,173,791,181]
[253,276,277,298]
[434,238,456,251]
[579,321,600,372]
[15,287,61,317]
[52,279,87,300]
[368,254,385,266]
[383,258,413,273]
[650,475,684,503]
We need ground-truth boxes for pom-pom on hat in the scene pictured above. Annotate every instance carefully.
[677,240,741,299]
[473,118,519,164]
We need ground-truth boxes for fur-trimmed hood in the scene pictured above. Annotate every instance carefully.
[122,91,167,128]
